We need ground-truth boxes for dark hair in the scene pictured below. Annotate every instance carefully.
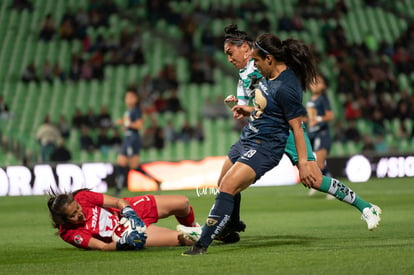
[223,24,254,48]
[47,188,89,229]
[254,33,317,90]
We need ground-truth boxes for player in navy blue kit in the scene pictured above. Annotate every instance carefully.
[114,90,142,196]
[182,33,381,256]
[306,75,335,198]
[114,90,161,196]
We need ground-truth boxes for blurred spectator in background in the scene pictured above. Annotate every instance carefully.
[81,60,93,80]
[11,0,33,11]
[39,14,56,41]
[50,140,72,163]
[193,121,205,142]
[344,120,361,143]
[395,90,412,121]
[374,134,388,153]
[180,120,194,143]
[97,105,112,129]
[79,125,95,152]
[0,95,10,121]
[110,128,122,148]
[96,127,111,151]
[60,16,76,41]
[42,60,54,83]
[58,114,71,139]
[165,89,184,113]
[53,63,66,81]
[371,108,386,136]
[69,54,82,81]
[22,63,39,83]
[85,107,97,128]
[71,108,85,129]
[154,123,165,150]
[344,95,362,120]
[36,115,62,163]
[392,46,412,74]
[361,134,375,154]
[202,96,229,120]
[141,125,155,149]
[163,120,177,142]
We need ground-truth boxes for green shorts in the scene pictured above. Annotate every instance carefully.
[285,129,315,165]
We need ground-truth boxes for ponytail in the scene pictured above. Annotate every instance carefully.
[255,34,317,90]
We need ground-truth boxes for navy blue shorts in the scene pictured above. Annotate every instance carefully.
[120,135,141,157]
[309,129,331,153]
[227,139,284,181]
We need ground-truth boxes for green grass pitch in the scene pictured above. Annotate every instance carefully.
[1,177,413,274]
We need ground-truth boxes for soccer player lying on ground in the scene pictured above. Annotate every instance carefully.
[181,32,382,256]
[48,188,200,250]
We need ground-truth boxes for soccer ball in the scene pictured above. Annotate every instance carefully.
[112,217,134,242]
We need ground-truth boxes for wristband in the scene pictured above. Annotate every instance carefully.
[317,116,323,122]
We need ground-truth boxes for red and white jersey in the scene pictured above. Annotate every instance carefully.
[59,190,121,249]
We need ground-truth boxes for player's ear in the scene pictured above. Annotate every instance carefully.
[265,55,272,65]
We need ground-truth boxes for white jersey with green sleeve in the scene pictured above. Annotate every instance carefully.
[237,59,263,105]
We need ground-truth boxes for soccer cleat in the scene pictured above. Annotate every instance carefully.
[181,241,207,256]
[216,232,240,243]
[361,204,382,230]
[214,220,246,243]
[308,188,318,196]
[176,223,202,242]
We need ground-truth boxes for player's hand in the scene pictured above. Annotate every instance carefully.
[297,161,317,188]
[116,230,147,251]
[121,206,147,233]
[115,118,123,126]
[224,95,237,109]
[231,105,254,119]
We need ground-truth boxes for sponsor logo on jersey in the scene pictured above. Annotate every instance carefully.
[91,207,98,230]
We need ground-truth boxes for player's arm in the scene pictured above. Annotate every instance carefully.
[288,116,317,188]
[102,194,146,233]
[102,193,130,209]
[127,117,143,130]
[231,105,254,119]
[88,237,117,251]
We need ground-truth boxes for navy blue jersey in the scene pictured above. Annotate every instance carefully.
[307,93,331,133]
[240,68,306,146]
[123,106,142,136]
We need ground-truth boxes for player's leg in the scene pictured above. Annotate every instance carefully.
[309,161,381,230]
[114,154,128,196]
[154,195,196,227]
[183,162,256,255]
[217,156,245,235]
[287,130,381,229]
[145,225,193,246]
[219,144,247,236]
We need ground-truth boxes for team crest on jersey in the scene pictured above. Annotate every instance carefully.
[74,235,83,245]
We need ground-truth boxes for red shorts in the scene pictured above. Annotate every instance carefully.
[124,195,159,226]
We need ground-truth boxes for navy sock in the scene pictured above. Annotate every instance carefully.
[198,192,234,248]
[115,166,127,194]
[229,193,241,226]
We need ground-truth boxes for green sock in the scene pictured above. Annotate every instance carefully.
[318,176,371,212]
